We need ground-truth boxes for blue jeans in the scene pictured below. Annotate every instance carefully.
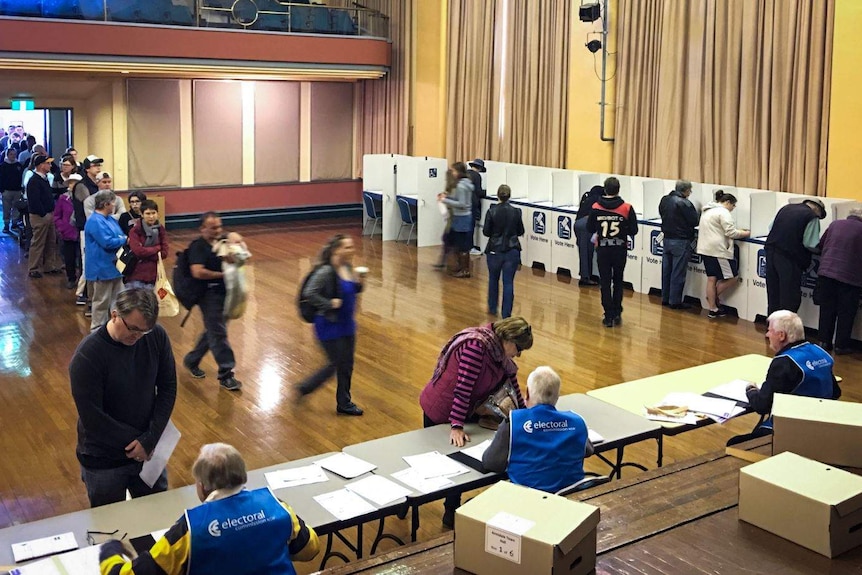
[487,249,520,317]
[574,217,594,280]
[81,462,168,508]
[661,238,692,305]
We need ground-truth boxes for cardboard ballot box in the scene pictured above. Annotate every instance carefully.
[454,481,599,575]
[772,394,862,468]
[739,451,862,558]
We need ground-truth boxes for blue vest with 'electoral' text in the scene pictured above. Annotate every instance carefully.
[508,404,588,493]
[187,487,295,575]
[762,342,834,430]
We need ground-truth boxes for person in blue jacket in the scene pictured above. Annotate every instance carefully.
[85,190,128,331]
[483,366,594,494]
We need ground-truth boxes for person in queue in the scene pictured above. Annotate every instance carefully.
[119,190,147,236]
[482,184,524,318]
[419,316,532,527]
[126,200,168,289]
[98,443,320,575]
[816,207,862,355]
[727,310,841,445]
[483,366,593,493]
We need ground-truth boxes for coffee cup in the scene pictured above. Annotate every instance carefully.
[355,266,369,276]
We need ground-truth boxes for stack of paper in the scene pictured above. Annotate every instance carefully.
[588,428,605,444]
[647,392,746,424]
[390,468,453,494]
[316,453,376,479]
[461,439,492,462]
[313,489,376,521]
[265,464,329,489]
[708,379,758,404]
[11,544,100,575]
[345,475,411,506]
[402,451,470,479]
[12,533,77,563]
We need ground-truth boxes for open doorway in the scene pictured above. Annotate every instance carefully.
[0,108,73,160]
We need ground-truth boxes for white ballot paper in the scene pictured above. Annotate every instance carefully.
[313,488,376,520]
[12,532,77,563]
[11,543,101,575]
[588,428,605,444]
[265,465,329,489]
[140,420,181,488]
[709,379,757,404]
[391,468,453,494]
[403,451,469,479]
[461,439,492,462]
[346,475,412,506]
[661,392,745,421]
[316,453,376,479]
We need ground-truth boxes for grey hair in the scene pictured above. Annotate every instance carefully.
[112,287,159,327]
[192,443,248,492]
[767,310,805,342]
[526,366,562,406]
[93,190,117,211]
[675,180,693,194]
[848,207,862,218]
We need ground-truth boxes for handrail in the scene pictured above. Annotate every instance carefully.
[0,0,389,40]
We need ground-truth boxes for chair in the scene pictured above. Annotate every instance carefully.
[362,192,382,238]
[396,197,417,244]
[725,413,769,447]
[43,0,82,19]
[1,0,43,17]
[554,472,611,496]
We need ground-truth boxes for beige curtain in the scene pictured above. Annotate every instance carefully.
[193,80,243,186]
[445,0,496,163]
[127,79,181,188]
[493,0,571,167]
[613,0,834,196]
[311,83,354,180]
[354,0,411,176]
[254,81,300,183]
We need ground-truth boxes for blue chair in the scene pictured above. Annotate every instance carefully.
[362,192,382,238]
[396,197,417,244]
[1,0,42,17]
[78,0,104,20]
[329,9,356,35]
[170,4,194,26]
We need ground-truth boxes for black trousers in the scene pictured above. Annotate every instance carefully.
[765,247,803,315]
[299,335,355,409]
[185,289,236,380]
[817,275,862,349]
[61,238,80,283]
[597,247,627,319]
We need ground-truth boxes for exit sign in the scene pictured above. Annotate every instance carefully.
[10,100,34,111]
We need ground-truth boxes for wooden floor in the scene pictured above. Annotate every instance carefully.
[1,219,859,572]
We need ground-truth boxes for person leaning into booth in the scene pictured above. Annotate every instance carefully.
[98,443,320,575]
[419,316,533,527]
[482,366,594,493]
[728,310,841,445]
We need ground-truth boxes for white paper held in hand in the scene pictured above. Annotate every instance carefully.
[140,420,181,488]
[708,379,757,404]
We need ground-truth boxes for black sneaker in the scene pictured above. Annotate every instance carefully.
[219,376,242,391]
[707,308,727,319]
[601,316,614,328]
[84,304,92,318]
[28,271,42,279]
[336,404,364,416]
[613,316,622,326]
[185,364,206,379]
[76,294,87,306]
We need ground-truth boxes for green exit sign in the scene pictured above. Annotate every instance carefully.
[10,100,34,111]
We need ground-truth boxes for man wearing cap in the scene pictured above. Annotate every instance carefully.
[26,153,63,278]
[73,155,104,307]
[467,159,487,254]
[83,172,126,221]
[764,198,825,315]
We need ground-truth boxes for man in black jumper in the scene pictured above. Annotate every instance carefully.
[26,154,62,278]
[764,198,825,315]
[70,288,177,507]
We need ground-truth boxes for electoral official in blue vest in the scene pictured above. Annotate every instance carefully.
[99,443,319,575]
[483,367,594,494]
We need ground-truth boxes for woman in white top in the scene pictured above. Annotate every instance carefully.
[696,191,750,318]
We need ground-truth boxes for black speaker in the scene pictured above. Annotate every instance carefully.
[579,2,601,23]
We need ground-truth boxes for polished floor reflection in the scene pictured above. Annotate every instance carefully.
[1,219,859,568]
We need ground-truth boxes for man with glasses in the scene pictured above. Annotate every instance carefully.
[70,288,177,507]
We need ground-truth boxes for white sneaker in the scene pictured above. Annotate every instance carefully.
[469,248,482,256]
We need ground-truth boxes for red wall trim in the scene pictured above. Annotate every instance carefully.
[154,180,362,215]
[0,19,390,68]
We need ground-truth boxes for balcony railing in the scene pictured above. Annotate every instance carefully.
[0,0,390,40]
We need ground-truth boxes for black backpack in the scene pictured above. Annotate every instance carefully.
[172,248,206,311]
[297,265,338,323]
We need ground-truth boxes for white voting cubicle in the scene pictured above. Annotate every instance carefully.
[550,170,584,276]
[515,167,559,270]
[362,153,401,240]
[394,156,449,247]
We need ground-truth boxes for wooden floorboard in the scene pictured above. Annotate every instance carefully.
[0,219,859,573]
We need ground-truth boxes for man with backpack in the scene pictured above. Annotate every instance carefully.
[181,212,242,391]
